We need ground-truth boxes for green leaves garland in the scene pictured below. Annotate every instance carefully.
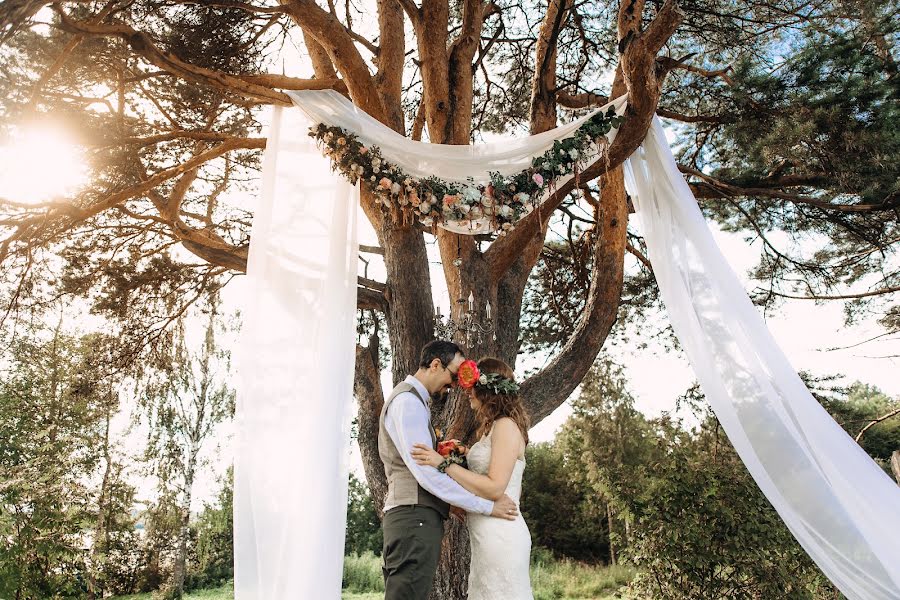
[308,106,624,234]
[475,372,521,396]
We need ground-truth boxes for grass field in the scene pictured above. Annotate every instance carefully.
[111,552,634,600]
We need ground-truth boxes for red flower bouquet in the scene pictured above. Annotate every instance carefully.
[438,439,468,457]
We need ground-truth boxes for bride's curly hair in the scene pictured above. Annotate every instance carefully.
[473,357,530,445]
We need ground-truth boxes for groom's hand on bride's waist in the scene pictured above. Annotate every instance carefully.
[490,495,518,521]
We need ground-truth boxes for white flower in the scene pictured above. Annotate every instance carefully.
[391,182,402,195]
[479,374,488,384]
[421,203,431,214]
[569,149,579,159]
[482,196,495,208]
[498,205,514,218]
[514,192,530,203]
[459,204,470,214]
[371,158,382,169]
[421,216,434,226]
[463,186,482,203]
[370,176,376,181]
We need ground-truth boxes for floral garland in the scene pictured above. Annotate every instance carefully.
[309,106,624,235]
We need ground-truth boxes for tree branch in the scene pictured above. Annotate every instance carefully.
[681,165,899,213]
[771,286,900,301]
[520,168,628,424]
[855,407,900,443]
[53,7,292,105]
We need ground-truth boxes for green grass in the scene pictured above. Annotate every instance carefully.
[111,551,634,600]
[110,580,235,600]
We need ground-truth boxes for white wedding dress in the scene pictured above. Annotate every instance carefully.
[465,427,534,600]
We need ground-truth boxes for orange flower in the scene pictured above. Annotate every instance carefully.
[457,359,480,389]
[438,439,461,457]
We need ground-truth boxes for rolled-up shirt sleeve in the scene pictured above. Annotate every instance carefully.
[385,393,494,516]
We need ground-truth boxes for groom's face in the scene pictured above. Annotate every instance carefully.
[437,353,465,394]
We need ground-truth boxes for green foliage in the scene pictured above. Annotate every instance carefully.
[186,468,234,591]
[605,416,832,599]
[0,323,126,599]
[820,381,900,475]
[557,357,840,598]
[520,443,610,563]
[529,554,634,600]
[341,552,385,594]
[344,474,383,558]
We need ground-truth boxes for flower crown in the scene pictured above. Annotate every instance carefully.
[454,360,519,395]
[475,372,520,396]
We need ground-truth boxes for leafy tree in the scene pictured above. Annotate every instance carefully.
[820,381,900,477]
[611,416,834,599]
[344,472,383,557]
[0,321,122,598]
[138,294,235,599]
[187,467,234,591]
[520,441,610,563]
[557,357,660,564]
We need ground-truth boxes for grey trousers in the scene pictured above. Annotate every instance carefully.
[382,505,444,600]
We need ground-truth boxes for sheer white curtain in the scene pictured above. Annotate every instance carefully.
[234,105,358,598]
[624,117,900,600]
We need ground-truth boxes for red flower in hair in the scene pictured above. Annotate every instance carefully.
[456,359,480,389]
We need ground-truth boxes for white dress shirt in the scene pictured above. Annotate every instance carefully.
[383,375,494,515]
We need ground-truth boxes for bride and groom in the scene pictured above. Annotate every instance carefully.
[378,339,533,600]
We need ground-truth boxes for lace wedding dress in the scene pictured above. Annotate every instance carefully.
[465,427,533,600]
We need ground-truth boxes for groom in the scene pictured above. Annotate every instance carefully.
[378,339,519,599]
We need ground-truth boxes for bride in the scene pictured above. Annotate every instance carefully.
[412,357,533,600]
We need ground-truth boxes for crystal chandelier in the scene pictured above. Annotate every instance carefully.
[434,241,496,347]
[433,289,496,347]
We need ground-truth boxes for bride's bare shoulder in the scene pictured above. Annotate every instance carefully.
[491,417,523,440]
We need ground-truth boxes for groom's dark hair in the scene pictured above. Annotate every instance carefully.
[419,340,463,369]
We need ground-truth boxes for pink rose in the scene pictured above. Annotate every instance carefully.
[443,194,459,206]
[532,172,544,187]
[379,177,392,190]
[359,146,368,155]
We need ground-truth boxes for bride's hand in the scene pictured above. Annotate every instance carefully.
[411,443,444,468]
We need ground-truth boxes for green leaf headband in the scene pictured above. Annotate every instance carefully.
[475,372,520,396]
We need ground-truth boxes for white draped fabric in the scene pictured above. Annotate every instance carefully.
[624,118,900,600]
[235,91,900,599]
[234,105,358,598]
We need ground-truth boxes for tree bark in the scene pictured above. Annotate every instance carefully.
[891,450,900,485]
[607,502,617,565]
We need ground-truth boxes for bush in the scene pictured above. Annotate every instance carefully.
[342,552,384,593]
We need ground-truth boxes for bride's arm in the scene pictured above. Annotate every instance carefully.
[413,417,522,501]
